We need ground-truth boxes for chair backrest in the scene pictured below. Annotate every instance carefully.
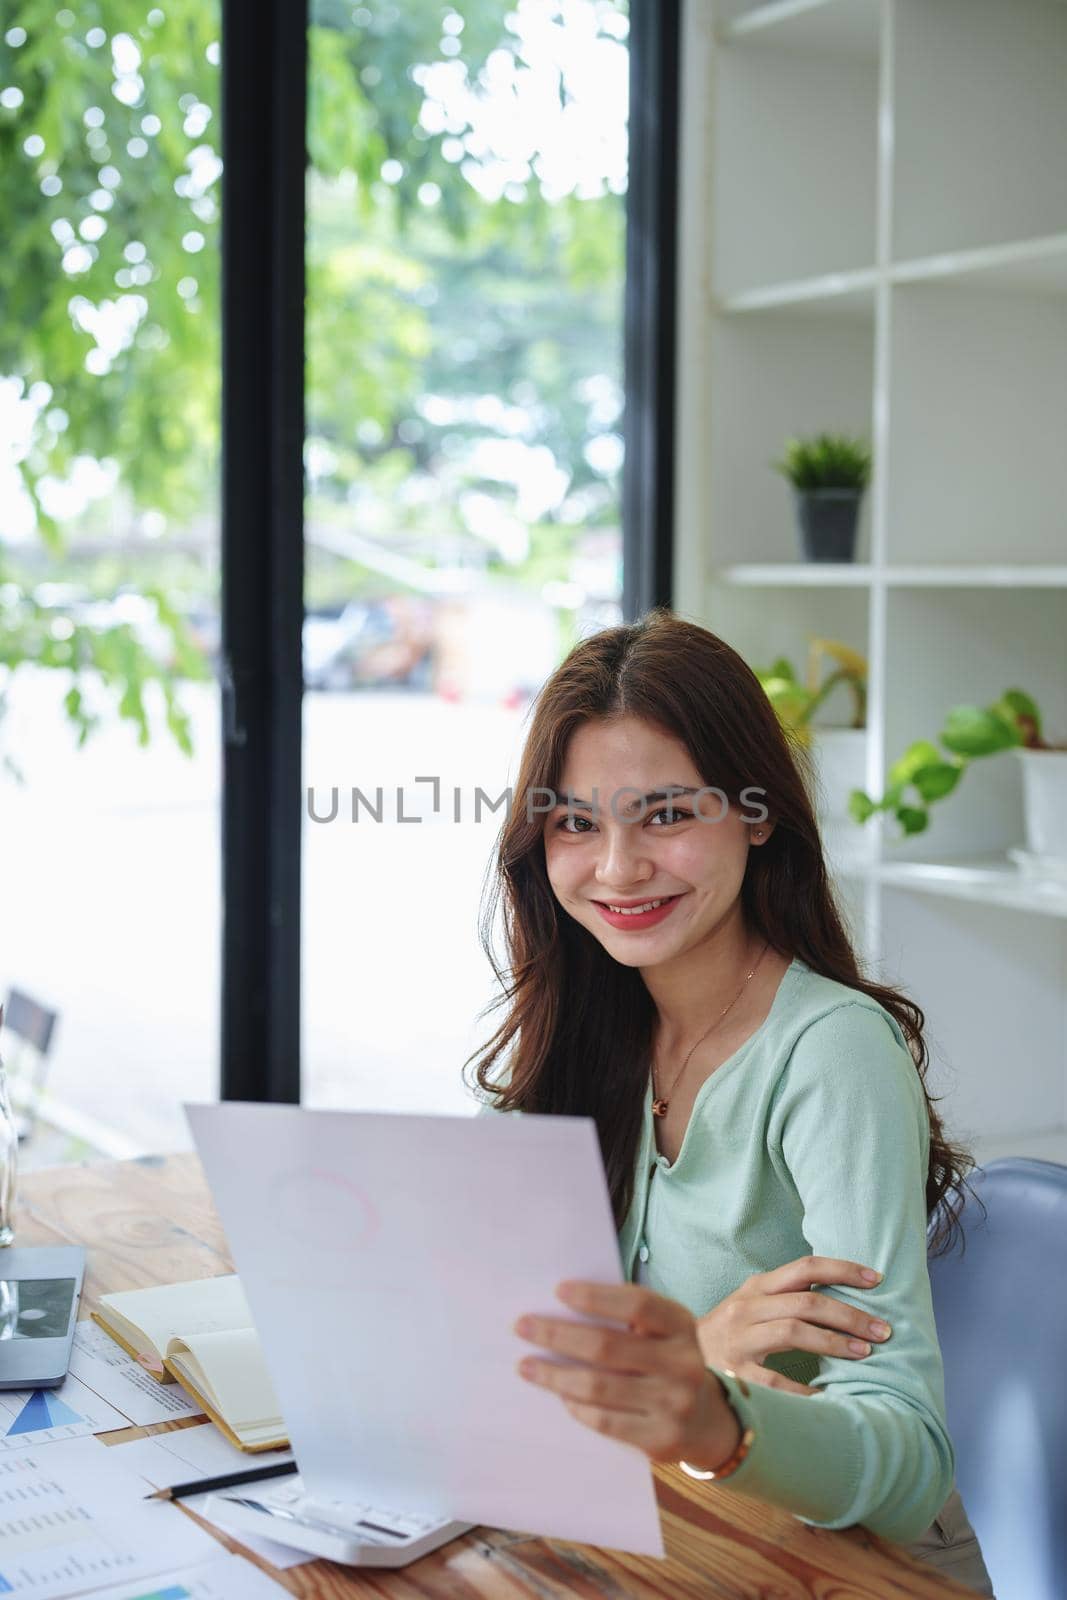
[3,989,58,1057]
[928,1158,1067,1600]
[1,989,60,1140]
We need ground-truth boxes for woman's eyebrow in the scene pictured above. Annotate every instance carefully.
[557,785,702,812]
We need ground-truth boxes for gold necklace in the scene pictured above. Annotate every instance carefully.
[651,941,770,1118]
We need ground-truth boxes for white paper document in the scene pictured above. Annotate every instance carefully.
[0,1435,219,1598]
[73,1550,287,1599]
[186,1103,665,1557]
[112,1425,308,1571]
[0,1372,129,1451]
[68,1320,204,1427]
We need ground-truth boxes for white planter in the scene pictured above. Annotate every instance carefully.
[809,728,876,865]
[1016,748,1067,861]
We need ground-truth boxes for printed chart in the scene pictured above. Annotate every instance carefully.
[0,1437,217,1599]
[68,1323,202,1428]
[85,1551,286,1597]
[0,1374,128,1451]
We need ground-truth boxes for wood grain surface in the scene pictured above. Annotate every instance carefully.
[15,1153,975,1598]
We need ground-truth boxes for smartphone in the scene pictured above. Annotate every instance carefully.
[0,1246,86,1388]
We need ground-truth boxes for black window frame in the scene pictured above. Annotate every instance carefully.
[219,0,681,1102]
[219,0,307,1102]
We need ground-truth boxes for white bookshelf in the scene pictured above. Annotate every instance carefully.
[675,0,1067,1165]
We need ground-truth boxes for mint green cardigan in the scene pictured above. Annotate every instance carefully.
[483,955,955,1544]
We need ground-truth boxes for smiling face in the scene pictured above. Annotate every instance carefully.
[542,715,771,971]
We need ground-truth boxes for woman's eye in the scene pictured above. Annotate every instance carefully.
[557,813,595,833]
[647,807,693,826]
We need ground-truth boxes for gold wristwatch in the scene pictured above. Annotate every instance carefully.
[680,1368,756,1481]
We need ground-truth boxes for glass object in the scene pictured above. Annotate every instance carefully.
[0,1045,17,1246]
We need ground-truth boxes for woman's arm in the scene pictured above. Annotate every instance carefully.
[516,1002,955,1545]
[707,1000,955,1542]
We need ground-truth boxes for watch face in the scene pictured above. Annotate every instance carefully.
[0,1278,77,1340]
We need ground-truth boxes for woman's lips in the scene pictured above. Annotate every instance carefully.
[591,894,684,931]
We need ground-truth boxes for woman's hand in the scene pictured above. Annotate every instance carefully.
[696,1255,891,1396]
[515,1281,743,1470]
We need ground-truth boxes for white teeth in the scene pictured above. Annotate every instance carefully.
[607,898,668,915]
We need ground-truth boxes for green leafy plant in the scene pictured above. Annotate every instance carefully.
[773,433,872,492]
[0,579,207,780]
[850,689,1049,836]
[1,0,629,768]
[757,637,867,747]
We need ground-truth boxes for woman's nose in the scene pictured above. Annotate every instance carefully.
[594,823,653,887]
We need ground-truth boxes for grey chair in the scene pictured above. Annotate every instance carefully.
[0,989,59,1141]
[928,1158,1067,1600]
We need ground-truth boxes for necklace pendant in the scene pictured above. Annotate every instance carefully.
[652,1097,669,1119]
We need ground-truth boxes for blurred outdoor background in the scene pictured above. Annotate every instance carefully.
[0,0,629,1163]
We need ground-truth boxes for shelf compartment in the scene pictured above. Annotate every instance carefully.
[715,564,1067,588]
[704,586,869,721]
[973,1127,1067,1167]
[892,0,1067,261]
[878,892,1067,1146]
[855,855,1067,921]
[891,232,1067,297]
[709,311,875,565]
[713,13,879,295]
[720,270,877,317]
[886,282,1067,565]
[718,0,880,60]
[882,589,1067,862]
[714,563,873,587]
[883,566,1067,589]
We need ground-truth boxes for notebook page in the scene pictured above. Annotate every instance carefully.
[167,1326,284,1432]
[99,1274,252,1358]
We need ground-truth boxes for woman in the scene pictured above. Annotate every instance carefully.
[470,610,996,1595]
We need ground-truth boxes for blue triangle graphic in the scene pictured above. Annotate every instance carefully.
[7,1388,83,1435]
[40,1391,82,1427]
[8,1390,54,1434]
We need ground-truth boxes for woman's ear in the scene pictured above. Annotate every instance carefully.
[748,820,776,846]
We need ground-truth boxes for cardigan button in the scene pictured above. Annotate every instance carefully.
[637,1242,650,1263]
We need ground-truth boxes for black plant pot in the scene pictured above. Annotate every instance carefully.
[794,488,864,562]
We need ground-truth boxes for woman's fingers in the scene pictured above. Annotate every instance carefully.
[514,1311,697,1374]
[754,1315,882,1363]
[555,1280,691,1334]
[748,1290,892,1347]
[523,1362,731,1465]
[554,1280,694,1336]
[518,1355,649,1412]
[746,1255,883,1297]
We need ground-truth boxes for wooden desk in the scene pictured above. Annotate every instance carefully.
[17,1153,972,1598]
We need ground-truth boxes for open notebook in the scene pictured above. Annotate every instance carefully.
[92,1274,288,1451]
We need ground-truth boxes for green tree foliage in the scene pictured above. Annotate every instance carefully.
[1,0,627,754]
[0,0,221,536]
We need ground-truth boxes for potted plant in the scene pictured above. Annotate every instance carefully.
[757,639,873,862]
[773,432,871,563]
[850,689,1067,865]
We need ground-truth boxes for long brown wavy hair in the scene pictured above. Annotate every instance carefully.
[466,609,977,1258]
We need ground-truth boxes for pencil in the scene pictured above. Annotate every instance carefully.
[144,1459,299,1501]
